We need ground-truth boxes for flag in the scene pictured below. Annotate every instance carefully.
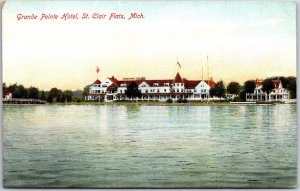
[96,66,100,73]
[177,60,181,69]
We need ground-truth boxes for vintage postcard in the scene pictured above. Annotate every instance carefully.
[2,0,297,188]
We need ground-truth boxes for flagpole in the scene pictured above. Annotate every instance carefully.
[202,58,203,81]
[207,55,209,81]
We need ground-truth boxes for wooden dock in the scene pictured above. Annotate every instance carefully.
[3,98,47,104]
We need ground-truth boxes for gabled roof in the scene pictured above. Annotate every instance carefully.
[204,78,216,88]
[138,80,151,87]
[173,72,183,83]
[108,76,119,87]
[255,79,281,89]
[255,79,263,87]
[183,78,200,89]
[3,88,11,95]
[93,79,101,84]
[93,74,217,88]
[272,80,280,88]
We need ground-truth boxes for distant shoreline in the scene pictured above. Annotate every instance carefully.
[3,101,285,106]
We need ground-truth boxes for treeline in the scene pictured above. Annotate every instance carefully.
[209,76,296,101]
[2,83,83,103]
[3,76,296,103]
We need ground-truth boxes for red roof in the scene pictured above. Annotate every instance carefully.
[255,80,263,87]
[272,80,280,88]
[204,78,216,88]
[255,79,281,88]
[173,72,183,83]
[93,74,216,89]
[93,79,101,84]
[108,76,119,87]
[183,78,200,89]
[3,88,10,95]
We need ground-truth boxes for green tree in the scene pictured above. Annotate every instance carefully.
[226,81,241,95]
[210,81,225,98]
[209,87,216,98]
[47,88,63,103]
[82,85,90,96]
[286,77,296,99]
[63,90,73,102]
[27,86,39,99]
[239,89,246,101]
[10,84,27,98]
[244,80,256,94]
[39,90,46,100]
[262,78,275,95]
[82,85,90,100]
[3,83,7,98]
[8,83,17,97]
[125,81,142,100]
[278,76,289,88]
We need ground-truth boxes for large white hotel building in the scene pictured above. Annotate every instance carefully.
[85,72,216,101]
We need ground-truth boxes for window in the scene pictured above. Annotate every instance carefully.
[102,84,107,87]
[164,83,169,86]
[153,83,158,87]
[164,89,166,92]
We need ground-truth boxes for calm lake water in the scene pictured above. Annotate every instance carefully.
[3,104,297,188]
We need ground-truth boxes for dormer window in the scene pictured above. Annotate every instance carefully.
[121,83,126,87]
[153,83,159,87]
[164,83,169,86]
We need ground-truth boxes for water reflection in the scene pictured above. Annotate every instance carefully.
[3,104,296,188]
